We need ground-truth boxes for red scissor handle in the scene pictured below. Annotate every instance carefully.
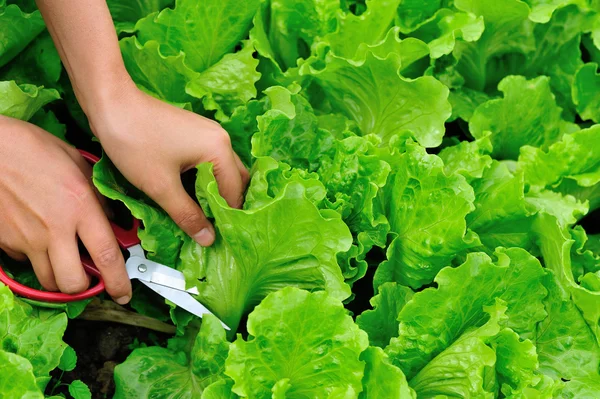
[0,150,141,303]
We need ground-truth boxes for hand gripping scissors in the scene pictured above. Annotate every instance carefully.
[0,150,229,330]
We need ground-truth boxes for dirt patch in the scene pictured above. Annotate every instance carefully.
[48,319,170,399]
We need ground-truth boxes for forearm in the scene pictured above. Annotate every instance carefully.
[35,0,134,119]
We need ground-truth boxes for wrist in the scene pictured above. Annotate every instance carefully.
[80,71,138,139]
[76,68,136,126]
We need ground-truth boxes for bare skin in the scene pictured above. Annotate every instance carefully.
[0,1,248,304]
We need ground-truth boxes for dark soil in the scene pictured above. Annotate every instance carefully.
[47,320,170,399]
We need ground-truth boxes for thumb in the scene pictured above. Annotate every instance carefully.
[152,179,215,246]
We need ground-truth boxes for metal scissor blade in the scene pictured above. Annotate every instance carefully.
[140,280,230,330]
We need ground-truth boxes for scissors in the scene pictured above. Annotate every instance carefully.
[0,150,229,330]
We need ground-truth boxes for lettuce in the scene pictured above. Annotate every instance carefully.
[2,0,600,397]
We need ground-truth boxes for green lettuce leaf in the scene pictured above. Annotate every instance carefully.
[0,283,68,391]
[0,32,61,88]
[523,5,593,117]
[375,142,478,289]
[0,350,43,399]
[536,272,600,380]
[524,188,588,227]
[453,0,533,91]
[193,162,352,329]
[469,75,575,160]
[251,84,332,170]
[356,282,414,348]
[359,346,415,399]
[325,0,404,60]
[558,376,600,398]
[395,0,447,33]
[524,0,587,23]
[135,0,260,72]
[300,31,451,147]
[266,0,339,69]
[519,125,600,200]
[185,40,260,120]
[29,109,67,142]
[438,135,493,181]
[201,379,238,399]
[0,80,59,120]
[408,300,507,398]
[120,37,199,105]
[114,314,229,398]
[533,213,600,344]
[107,0,173,33]
[225,287,369,398]
[491,328,539,396]
[573,62,600,123]
[221,99,266,167]
[409,8,484,59]
[0,4,45,68]
[385,248,547,379]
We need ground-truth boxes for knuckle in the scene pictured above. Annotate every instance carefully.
[172,208,204,230]
[95,244,122,267]
[64,175,93,206]
[140,177,170,198]
[213,128,232,147]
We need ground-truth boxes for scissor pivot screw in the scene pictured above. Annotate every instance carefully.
[138,264,148,273]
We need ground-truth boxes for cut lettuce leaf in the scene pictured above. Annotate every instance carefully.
[193,162,352,328]
[225,287,369,398]
[94,155,352,331]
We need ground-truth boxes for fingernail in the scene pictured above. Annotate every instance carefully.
[115,295,130,305]
[194,228,214,246]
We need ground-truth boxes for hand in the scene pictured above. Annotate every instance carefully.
[87,83,250,246]
[0,116,131,303]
